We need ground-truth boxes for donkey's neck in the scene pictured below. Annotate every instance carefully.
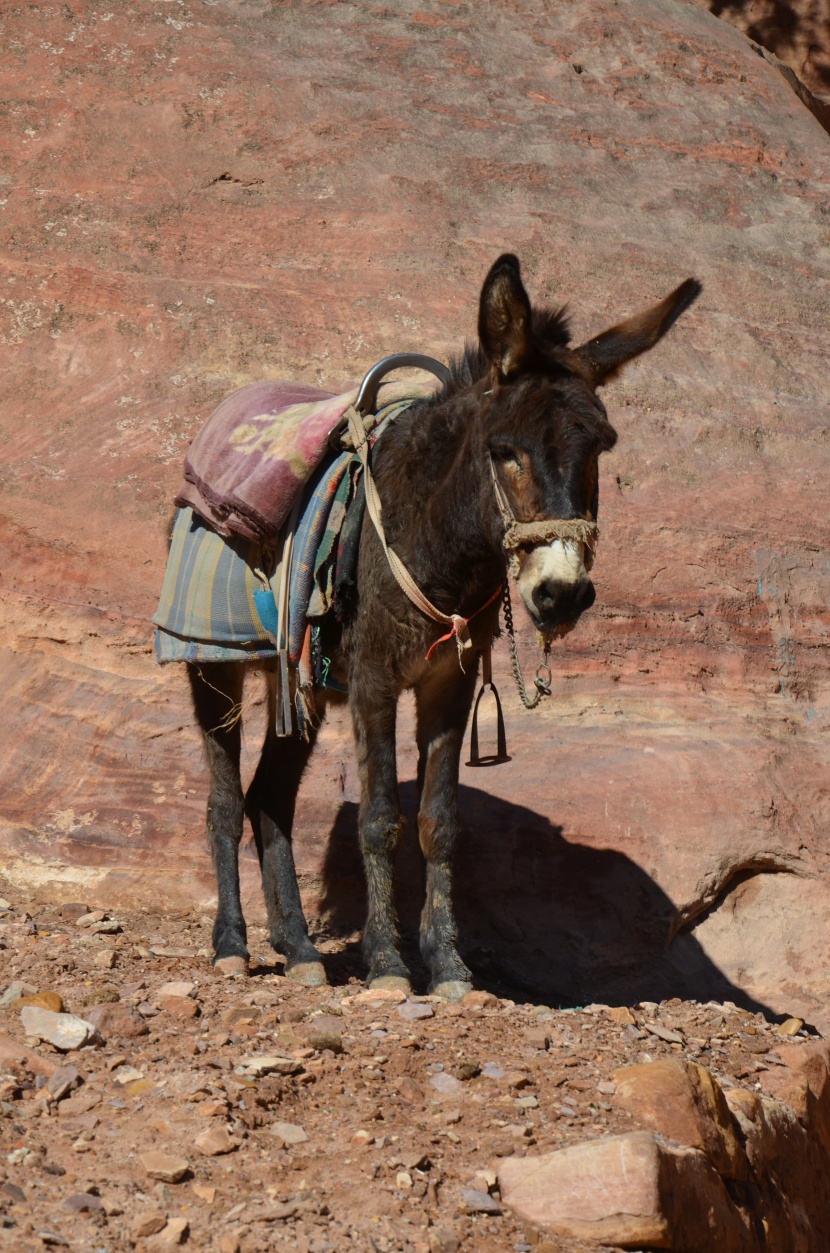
[375,391,505,616]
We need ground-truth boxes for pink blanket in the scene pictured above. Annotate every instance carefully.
[176,376,439,543]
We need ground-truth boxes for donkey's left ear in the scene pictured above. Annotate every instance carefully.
[573,278,701,387]
[478,253,534,380]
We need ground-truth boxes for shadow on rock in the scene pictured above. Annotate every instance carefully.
[317,783,774,1017]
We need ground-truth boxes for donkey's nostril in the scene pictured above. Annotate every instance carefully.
[532,578,595,622]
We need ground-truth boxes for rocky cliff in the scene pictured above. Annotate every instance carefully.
[1,0,829,1029]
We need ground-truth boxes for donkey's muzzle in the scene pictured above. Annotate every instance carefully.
[530,577,596,632]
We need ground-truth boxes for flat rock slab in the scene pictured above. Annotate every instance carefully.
[139,1151,190,1183]
[84,1003,149,1040]
[268,1121,308,1147]
[20,1007,98,1051]
[498,1130,748,1250]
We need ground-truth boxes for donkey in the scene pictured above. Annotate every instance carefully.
[189,254,700,997]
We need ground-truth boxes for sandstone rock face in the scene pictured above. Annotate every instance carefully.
[1,1,829,1025]
[612,1057,744,1178]
[500,1051,830,1250]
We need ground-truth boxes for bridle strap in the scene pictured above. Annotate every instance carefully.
[489,456,598,575]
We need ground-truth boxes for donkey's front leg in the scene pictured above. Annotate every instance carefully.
[415,660,479,999]
[351,675,410,990]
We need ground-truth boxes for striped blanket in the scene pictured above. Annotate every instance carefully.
[153,397,416,671]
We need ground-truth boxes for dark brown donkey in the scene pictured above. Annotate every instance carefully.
[189,255,700,998]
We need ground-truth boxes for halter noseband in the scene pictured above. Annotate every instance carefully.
[488,456,599,579]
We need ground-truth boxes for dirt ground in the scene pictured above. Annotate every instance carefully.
[0,892,810,1253]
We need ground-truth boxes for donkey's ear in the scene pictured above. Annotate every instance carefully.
[573,278,701,387]
[478,253,534,380]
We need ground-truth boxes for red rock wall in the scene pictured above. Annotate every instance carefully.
[1,1,829,1026]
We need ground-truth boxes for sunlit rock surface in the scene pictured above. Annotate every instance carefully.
[1,1,828,1027]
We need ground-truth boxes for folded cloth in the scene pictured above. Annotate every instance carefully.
[176,374,441,544]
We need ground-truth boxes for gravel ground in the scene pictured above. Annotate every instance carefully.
[0,894,809,1253]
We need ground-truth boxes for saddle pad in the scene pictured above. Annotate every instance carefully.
[153,506,279,664]
[176,374,441,544]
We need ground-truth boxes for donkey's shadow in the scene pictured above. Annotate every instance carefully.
[317,782,773,1015]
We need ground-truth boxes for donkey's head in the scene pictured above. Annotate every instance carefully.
[478,254,700,638]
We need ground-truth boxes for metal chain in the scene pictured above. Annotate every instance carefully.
[501,582,552,710]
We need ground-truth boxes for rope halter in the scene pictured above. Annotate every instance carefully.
[488,456,599,579]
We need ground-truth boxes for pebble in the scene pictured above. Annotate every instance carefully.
[429,1227,460,1253]
[157,981,196,1000]
[132,1211,168,1238]
[778,1018,805,1036]
[461,991,498,1011]
[62,1192,103,1213]
[268,1120,308,1146]
[396,1170,413,1189]
[459,1187,502,1215]
[351,1129,374,1148]
[92,949,117,970]
[237,1055,302,1076]
[140,1151,191,1183]
[158,995,200,1019]
[75,912,107,928]
[84,1002,149,1039]
[349,987,407,1006]
[46,1064,81,1101]
[192,1183,216,1203]
[644,1023,684,1044]
[113,1066,145,1086]
[430,1073,464,1097]
[20,1007,98,1051]
[398,1003,434,1022]
[194,1126,238,1156]
[607,1006,637,1025]
[0,982,37,1008]
[17,992,64,1013]
[150,1216,189,1248]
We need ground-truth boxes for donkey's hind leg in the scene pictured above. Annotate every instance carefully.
[188,661,249,974]
[245,676,327,986]
[415,660,479,1000]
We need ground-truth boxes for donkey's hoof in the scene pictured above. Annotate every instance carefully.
[286,960,328,987]
[214,955,249,978]
[368,975,412,995]
[430,979,473,1002]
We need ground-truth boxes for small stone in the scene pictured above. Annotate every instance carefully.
[75,912,107,927]
[140,1150,190,1183]
[58,903,90,920]
[606,1006,637,1026]
[453,1060,480,1081]
[17,992,64,1013]
[597,1081,616,1096]
[62,1191,103,1213]
[461,990,498,1010]
[429,1229,460,1253]
[20,1007,98,1051]
[82,987,120,1006]
[430,1072,464,1098]
[306,1014,344,1052]
[157,981,196,999]
[198,1100,229,1118]
[217,1235,241,1253]
[90,920,122,935]
[238,1055,302,1076]
[0,982,37,1008]
[192,1183,216,1203]
[460,1187,502,1215]
[349,986,408,1006]
[93,949,117,970]
[644,1023,684,1045]
[778,1018,805,1036]
[397,1002,434,1021]
[524,1028,550,1050]
[0,898,11,910]
[152,1216,189,1247]
[113,1066,145,1086]
[158,995,199,1019]
[46,1064,81,1101]
[194,1126,238,1156]
[84,1003,149,1040]
[132,1211,167,1239]
[268,1120,308,1146]
[351,1129,374,1148]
